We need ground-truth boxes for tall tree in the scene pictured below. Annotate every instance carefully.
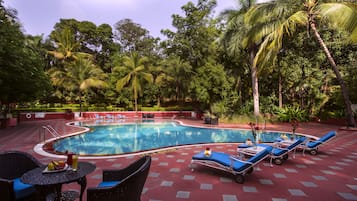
[245,0,357,126]
[0,2,50,112]
[220,0,260,116]
[189,60,234,113]
[114,52,153,112]
[160,56,192,102]
[161,0,219,69]
[114,19,159,58]
[50,19,118,72]
[48,27,81,61]
[48,56,107,115]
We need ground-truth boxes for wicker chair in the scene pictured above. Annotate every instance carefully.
[87,155,151,201]
[0,150,44,201]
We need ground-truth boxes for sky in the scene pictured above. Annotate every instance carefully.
[3,0,243,39]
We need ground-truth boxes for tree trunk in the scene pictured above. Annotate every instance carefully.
[134,89,138,113]
[79,93,82,117]
[250,49,260,116]
[235,76,243,106]
[157,96,161,108]
[310,23,356,127]
[278,68,283,108]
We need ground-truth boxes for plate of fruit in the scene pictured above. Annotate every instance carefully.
[43,160,68,173]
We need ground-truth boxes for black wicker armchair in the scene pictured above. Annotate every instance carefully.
[87,155,151,201]
[0,150,44,201]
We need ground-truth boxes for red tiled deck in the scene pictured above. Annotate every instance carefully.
[0,119,356,201]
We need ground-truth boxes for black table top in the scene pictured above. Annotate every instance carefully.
[21,162,96,186]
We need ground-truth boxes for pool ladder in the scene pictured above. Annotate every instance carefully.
[40,125,61,142]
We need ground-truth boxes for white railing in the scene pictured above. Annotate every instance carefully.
[40,125,61,142]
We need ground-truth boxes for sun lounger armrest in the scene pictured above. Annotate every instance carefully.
[229,156,253,165]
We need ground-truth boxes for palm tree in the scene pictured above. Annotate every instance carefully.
[49,55,108,115]
[47,27,79,61]
[220,0,260,116]
[161,57,192,102]
[114,52,153,113]
[245,0,357,127]
[48,27,91,61]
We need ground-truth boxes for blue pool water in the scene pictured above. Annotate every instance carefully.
[52,121,296,156]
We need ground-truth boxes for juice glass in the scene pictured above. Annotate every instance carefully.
[72,155,78,170]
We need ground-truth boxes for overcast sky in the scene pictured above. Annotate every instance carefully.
[3,0,244,39]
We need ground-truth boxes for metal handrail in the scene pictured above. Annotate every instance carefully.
[41,125,61,141]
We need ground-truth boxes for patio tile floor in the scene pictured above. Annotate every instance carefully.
[0,118,356,201]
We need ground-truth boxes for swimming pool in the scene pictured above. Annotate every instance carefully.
[49,121,298,156]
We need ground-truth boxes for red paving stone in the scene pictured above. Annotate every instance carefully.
[0,118,357,201]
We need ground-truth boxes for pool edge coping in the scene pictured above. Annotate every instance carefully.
[34,119,318,159]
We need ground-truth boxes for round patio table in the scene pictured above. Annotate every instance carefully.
[21,161,96,201]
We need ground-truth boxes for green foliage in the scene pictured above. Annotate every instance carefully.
[161,0,219,68]
[276,105,309,122]
[189,61,233,111]
[236,100,253,115]
[114,18,159,58]
[0,4,50,106]
[114,52,153,112]
[260,95,279,114]
[1,0,356,123]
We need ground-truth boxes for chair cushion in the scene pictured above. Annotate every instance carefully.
[13,178,36,199]
[319,131,336,142]
[287,137,306,150]
[192,152,231,167]
[192,149,271,173]
[307,141,322,148]
[271,148,287,156]
[307,132,335,148]
[247,146,272,163]
[97,181,121,188]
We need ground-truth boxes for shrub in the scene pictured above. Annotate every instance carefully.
[275,105,309,122]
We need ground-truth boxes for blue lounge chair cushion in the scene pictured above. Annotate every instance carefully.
[192,151,250,171]
[247,146,272,163]
[261,137,306,157]
[193,152,232,166]
[192,146,272,172]
[306,131,336,149]
[271,148,287,156]
[306,141,322,148]
[13,178,36,199]
[97,181,121,188]
[257,144,271,148]
[286,137,306,150]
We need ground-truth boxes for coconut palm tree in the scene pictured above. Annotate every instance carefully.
[220,0,260,116]
[161,57,192,102]
[49,55,108,115]
[48,27,91,61]
[245,0,357,127]
[114,52,153,113]
[47,27,79,61]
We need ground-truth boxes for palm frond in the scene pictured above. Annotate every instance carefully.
[253,11,307,69]
[318,3,357,34]
[351,26,357,43]
[116,74,131,91]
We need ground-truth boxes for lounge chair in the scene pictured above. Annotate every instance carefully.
[303,131,337,155]
[87,155,151,201]
[0,151,44,201]
[260,136,306,165]
[191,146,273,184]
